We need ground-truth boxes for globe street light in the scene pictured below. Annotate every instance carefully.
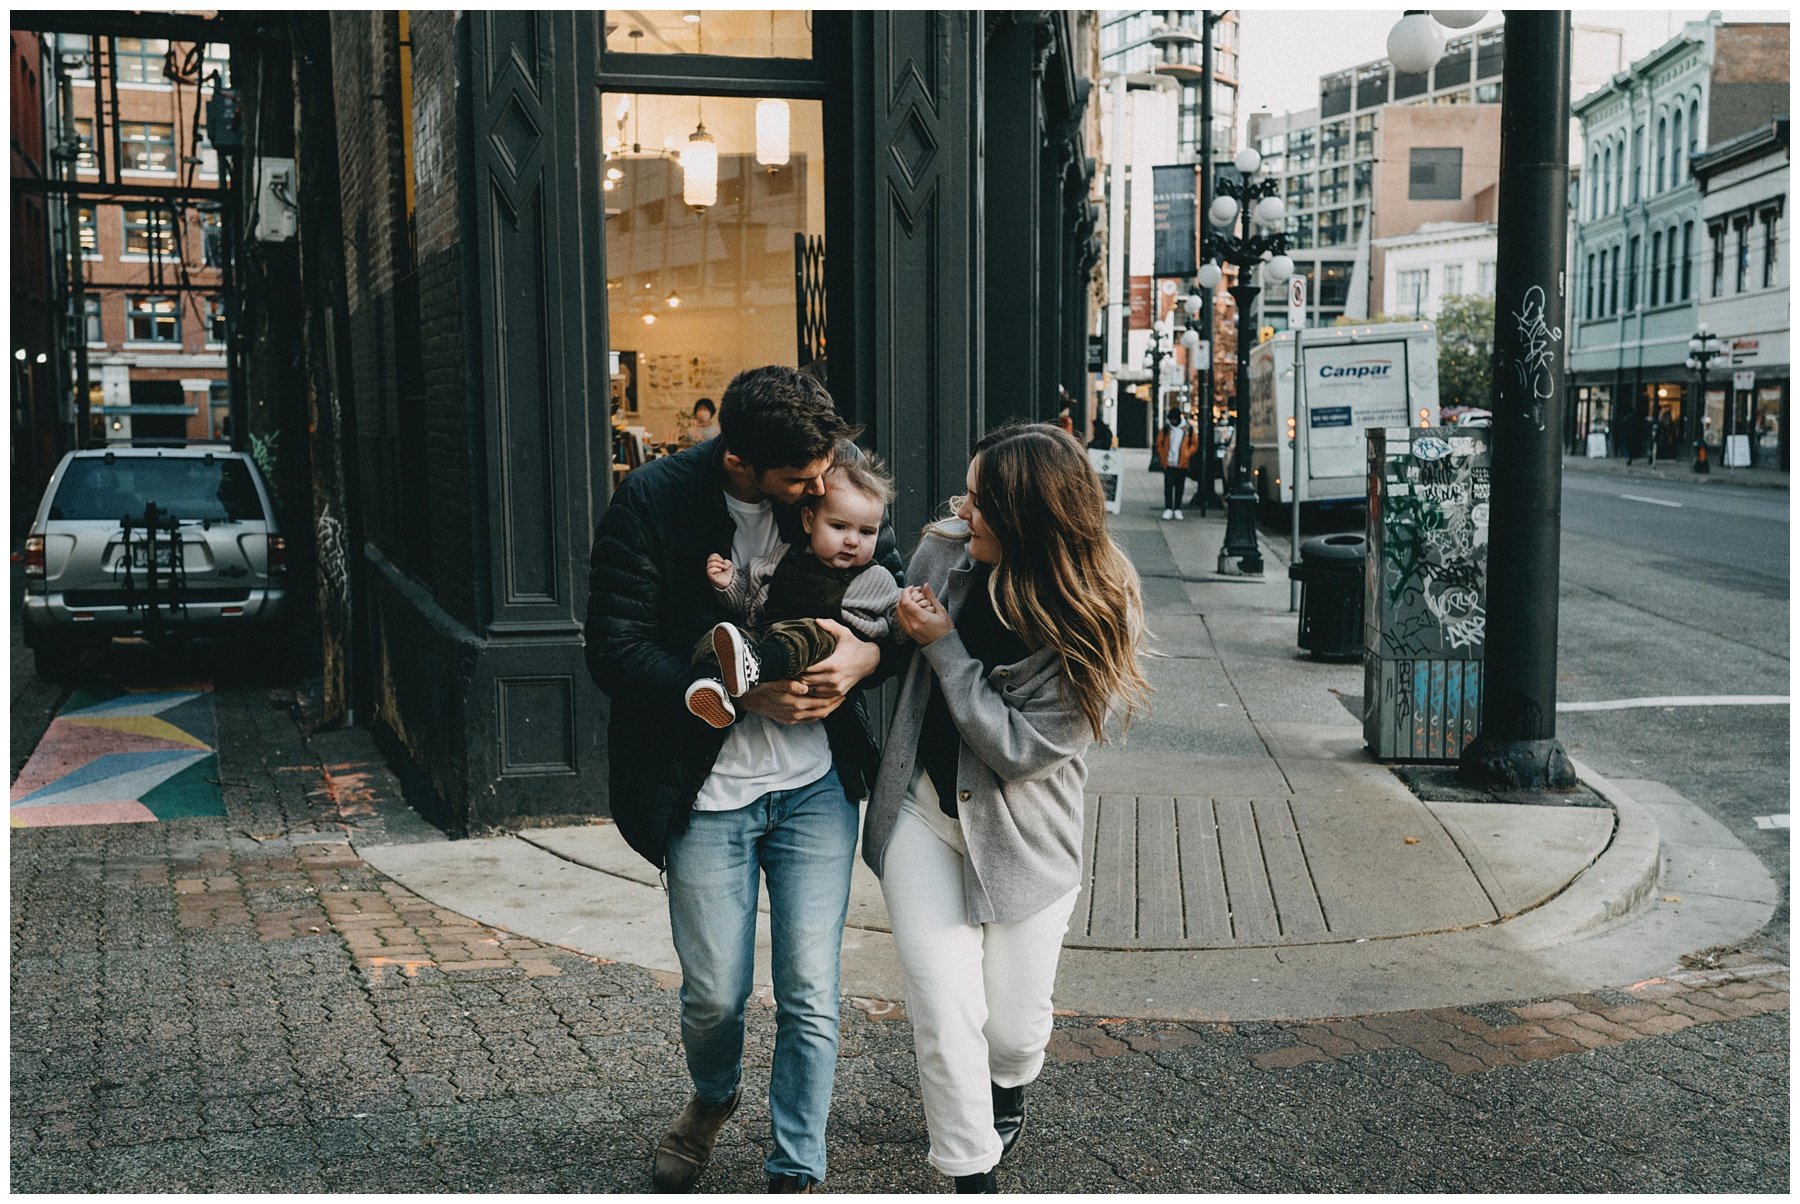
[1199,152,1291,575]
[1685,323,1725,474]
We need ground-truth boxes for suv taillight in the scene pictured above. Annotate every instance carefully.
[268,534,287,574]
[24,535,45,579]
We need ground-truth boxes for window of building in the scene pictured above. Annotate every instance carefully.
[82,295,103,343]
[1671,108,1684,183]
[1353,113,1376,160]
[1630,125,1643,204]
[203,44,231,89]
[113,36,171,85]
[1681,221,1693,299]
[1290,214,1314,250]
[1318,166,1348,207]
[1710,223,1726,296]
[604,10,812,58]
[1649,230,1662,306]
[1397,269,1429,315]
[76,205,99,257]
[1475,29,1504,77]
[1584,253,1595,319]
[122,206,180,258]
[1734,218,1750,293]
[1477,260,1495,296]
[1317,263,1352,308]
[206,295,228,344]
[1354,65,1390,111]
[1408,147,1462,201]
[1601,146,1612,213]
[1320,120,1348,164]
[54,32,93,78]
[209,381,231,440]
[126,294,180,342]
[1319,209,1348,247]
[1688,100,1700,168]
[1289,129,1314,171]
[1665,224,1679,302]
[1320,72,1352,119]
[71,118,97,171]
[1655,116,1667,193]
[1444,263,1464,296]
[1609,246,1620,314]
[1394,66,1429,100]
[1435,43,1472,89]
[201,207,224,266]
[120,122,176,172]
[1353,161,1371,202]
[1626,234,1640,309]
[1763,210,1779,289]
[1474,81,1501,104]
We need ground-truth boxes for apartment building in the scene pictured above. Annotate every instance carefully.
[47,29,231,444]
[1567,16,1789,463]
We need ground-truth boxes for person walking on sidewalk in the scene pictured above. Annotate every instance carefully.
[862,423,1151,1193]
[1153,406,1199,520]
[584,365,903,1194]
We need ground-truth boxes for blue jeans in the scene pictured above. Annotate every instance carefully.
[664,769,857,1183]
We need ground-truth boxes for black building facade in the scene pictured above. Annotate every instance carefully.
[300,11,1100,831]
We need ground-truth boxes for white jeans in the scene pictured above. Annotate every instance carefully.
[881,771,1081,1177]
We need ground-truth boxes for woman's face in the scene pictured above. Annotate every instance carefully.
[957,458,1002,565]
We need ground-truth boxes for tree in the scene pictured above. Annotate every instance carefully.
[1436,293,1495,411]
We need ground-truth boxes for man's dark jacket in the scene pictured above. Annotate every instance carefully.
[583,438,904,869]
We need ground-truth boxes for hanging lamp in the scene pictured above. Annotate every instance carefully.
[680,16,718,208]
[755,13,791,168]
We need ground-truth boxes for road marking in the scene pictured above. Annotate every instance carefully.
[1618,493,1684,508]
[1753,815,1789,830]
[1557,695,1788,712]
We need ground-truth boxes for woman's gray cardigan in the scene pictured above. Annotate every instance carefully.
[860,523,1094,926]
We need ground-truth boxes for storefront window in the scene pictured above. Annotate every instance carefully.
[602,92,825,453]
[605,10,812,59]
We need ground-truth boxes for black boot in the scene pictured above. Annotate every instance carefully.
[954,1170,998,1193]
[991,1082,1026,1160]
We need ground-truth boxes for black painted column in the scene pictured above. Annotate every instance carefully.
[1459,11,1578,792]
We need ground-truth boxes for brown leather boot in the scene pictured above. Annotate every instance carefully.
[652,1089,741,1192]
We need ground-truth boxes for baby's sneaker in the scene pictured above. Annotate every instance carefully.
[685,679,736,729]
[711,622,762,697]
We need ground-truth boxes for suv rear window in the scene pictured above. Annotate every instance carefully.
[50,457,265,523]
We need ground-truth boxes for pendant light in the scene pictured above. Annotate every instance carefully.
[755,13,791,168]
[680,16,718,209]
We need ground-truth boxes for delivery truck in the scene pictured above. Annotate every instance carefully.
[1247,321,1441,508]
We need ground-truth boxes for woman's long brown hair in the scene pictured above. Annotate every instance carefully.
[943,422,1151,741]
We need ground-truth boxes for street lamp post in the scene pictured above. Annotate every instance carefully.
[1685,323,1724,474]
[1198,148,1293,575]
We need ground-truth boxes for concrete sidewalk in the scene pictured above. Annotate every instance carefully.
[354,465,1778,1022]
[1561,451,1789,490]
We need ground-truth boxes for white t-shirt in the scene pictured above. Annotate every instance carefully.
[1163,421,1186,467]
[691,492,834,812]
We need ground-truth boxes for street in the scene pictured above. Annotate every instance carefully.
[10,467,1790,1191]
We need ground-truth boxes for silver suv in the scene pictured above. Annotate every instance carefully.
[22,445,290,681]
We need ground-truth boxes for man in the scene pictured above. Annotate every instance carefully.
[584,366,902,1194]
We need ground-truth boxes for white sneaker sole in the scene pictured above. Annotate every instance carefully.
[712,622,755,697]
[684,679,735,729]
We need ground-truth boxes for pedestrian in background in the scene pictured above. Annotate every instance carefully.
[1086,416,1114,451]
[1153,406,1199,520]
[862,422,1151,1193]
[685,396,720,446]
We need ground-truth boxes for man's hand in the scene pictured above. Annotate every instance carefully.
[737,679,847,724]
[705,554,736,590]
[798,618,882,699]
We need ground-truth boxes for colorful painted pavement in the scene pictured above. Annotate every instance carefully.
[10,683,223,827]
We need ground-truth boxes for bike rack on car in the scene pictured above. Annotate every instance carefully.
[119,502,189,639]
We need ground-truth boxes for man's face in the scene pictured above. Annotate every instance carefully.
[752,456,834,507]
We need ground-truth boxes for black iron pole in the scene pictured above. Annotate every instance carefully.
[1691,348,1713,472]
[1219,194,1264,574]
[1459,11,1577,792]
[1197,11,1214,423]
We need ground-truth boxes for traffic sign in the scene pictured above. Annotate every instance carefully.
[1288,274,1307,329]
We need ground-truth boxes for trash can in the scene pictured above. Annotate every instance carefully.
[1288,534,1366,661]
[1363,426,1492,761]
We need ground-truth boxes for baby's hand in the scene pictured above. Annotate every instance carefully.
[706,554,735,589]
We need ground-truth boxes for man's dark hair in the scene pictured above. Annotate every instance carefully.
[717,366,850,472]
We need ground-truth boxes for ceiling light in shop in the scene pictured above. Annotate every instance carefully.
[756,98,790,167]
[683,10,701,23]
[681,122,718,209]
[642,312,657,326]
[666,291,681,309]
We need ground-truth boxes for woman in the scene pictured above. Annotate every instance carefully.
[862,423,1151,1193]
[685,396,720,445]
[1152,406,1198,521]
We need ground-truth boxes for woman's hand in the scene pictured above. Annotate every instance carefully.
[897,583,953,646]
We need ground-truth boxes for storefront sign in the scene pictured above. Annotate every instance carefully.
[1129,276,1153,329]
[1087,448,1123,515]
[1725,434,1752,468]
[1733,370,1756,392]
[1086,335,1105,373]
[1729,338,1761,364]
[1151,164,1198,279]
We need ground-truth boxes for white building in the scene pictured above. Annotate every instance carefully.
[1567,15,1790,462]
[1372,221,1497,321]
[1693,117,1789,470]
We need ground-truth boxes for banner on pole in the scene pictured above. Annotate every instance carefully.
[1151,164,1198,279]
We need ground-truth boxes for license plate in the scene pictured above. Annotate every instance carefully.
[127,544,178,570]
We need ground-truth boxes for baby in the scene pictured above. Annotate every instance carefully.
[684,452,901,728]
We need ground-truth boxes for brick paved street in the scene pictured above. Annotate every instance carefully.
[9,674,1789,1192]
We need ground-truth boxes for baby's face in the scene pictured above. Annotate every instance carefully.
[803,483,884,569]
